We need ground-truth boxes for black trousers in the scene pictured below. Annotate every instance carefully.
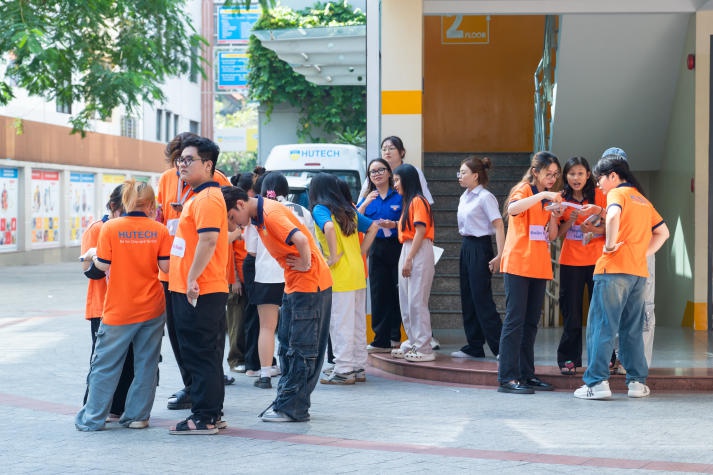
[162,280,191,391]
[557,264,594,368]
[459,235,502,357]
[172,291,227,423]
[368,237,403,347]
[498,273,546,383]
[242,254,261,371]
[84,318,134,415]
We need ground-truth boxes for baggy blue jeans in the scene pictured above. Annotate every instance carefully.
[272,287,332,422]
[583,273,648,387]
[75,313,165,431]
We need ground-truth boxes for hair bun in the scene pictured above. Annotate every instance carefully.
[481,157,492,169]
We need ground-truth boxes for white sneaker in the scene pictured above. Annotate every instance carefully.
[366,344,392,353]
[127,420,149,429]
[450,350,477,359]
[431,337,441,350]
[627,381,650,398]
[573,380,612,400]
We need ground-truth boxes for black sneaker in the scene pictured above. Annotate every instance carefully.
[254,376,272,389]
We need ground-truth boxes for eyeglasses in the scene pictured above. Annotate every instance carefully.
[456,171,469,178]
[369,167,388,176]
[381,146,397,152]
[175,155,200,166]
[544,172,560,180]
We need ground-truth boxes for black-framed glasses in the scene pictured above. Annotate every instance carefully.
[175,155,200,166]
[369,167,388,176]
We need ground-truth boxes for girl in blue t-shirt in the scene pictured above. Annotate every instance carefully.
[357,158,404,352]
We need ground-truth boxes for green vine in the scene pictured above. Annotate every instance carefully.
[248,1,366,143]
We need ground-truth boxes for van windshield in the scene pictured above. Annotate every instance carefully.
[282,170,361,204]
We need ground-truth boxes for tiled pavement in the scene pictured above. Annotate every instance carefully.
[2,262,713,474]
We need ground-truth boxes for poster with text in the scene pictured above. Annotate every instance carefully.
[0,168,19,252]
[31,169,61,247]
[102,174,126,215]
[69,172,96,244]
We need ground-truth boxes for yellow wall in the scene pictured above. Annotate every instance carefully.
[423,15,545,152]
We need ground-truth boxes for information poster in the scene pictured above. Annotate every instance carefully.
[31,169,61,247]
[69,172,96,244]
[0,168,19,252]
[217,51,249,90]
[102,174,126,213]
[217,6,260,44]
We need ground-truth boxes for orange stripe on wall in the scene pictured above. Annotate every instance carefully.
[381,90,422,115]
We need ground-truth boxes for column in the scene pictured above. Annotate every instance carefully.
[380,0,424,167]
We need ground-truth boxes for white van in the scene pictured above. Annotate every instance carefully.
[264,144,367,203]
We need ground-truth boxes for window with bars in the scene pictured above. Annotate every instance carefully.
[121,116,138,138]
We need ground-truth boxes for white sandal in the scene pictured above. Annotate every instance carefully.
[404,350,436,362]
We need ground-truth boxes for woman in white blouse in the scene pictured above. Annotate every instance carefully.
[452,156,504,359]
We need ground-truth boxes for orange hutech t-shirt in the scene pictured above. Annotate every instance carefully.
[95,213,172,325]
[558,187,607,267]
[397,196,434,243]
[500,182,553,280]
[81,217,108,320]
[157,169,230,282]
[594,184,664,278]
[253,197,332,294]
[168,183,229,295]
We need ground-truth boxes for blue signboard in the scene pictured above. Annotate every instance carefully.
[217,51,249,89]
[217,6,261,44]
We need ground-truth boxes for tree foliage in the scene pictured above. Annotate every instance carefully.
[0,0,208,134]
[248,2,366,143]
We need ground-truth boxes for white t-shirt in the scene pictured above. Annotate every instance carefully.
[456,185,501,237]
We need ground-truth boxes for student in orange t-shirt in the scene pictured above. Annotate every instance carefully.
[79,184,134,421]
[168,136,229,435]
[222,185,332,423]
[574,148,669,401]
[497,151,562,395]
[546,157,607,375]
[156,133,233,411]
[75,180,172,432]
[391,164,436,363]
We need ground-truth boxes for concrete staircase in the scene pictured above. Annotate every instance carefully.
[423,152,533,330]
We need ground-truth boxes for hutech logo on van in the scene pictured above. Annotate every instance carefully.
[289,149,342,161]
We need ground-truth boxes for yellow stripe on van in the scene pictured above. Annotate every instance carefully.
[381,90,422,115]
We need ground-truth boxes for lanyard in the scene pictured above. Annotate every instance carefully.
[175,171,191,205]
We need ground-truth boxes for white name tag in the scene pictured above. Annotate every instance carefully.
[566,225,583,241]
[170,236,186,257]
[529,225,547,242]
[166,218,179,236]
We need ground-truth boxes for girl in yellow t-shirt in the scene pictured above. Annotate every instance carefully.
[310,173,378,384]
